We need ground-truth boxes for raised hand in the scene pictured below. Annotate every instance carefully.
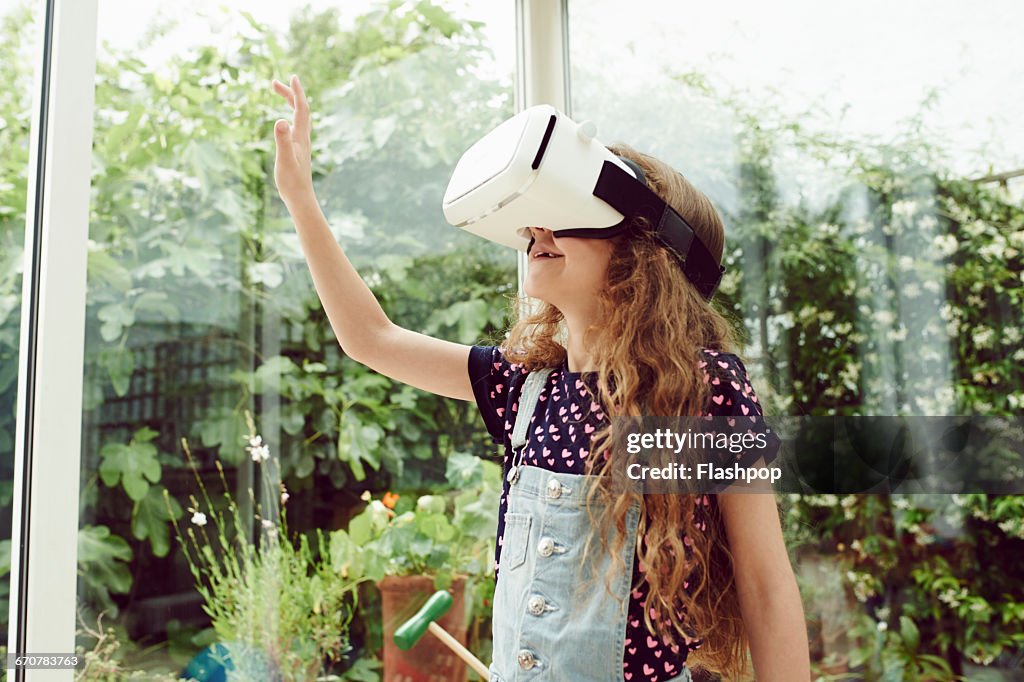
[271,74,315,208]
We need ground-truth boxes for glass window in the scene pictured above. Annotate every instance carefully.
[0,0,42,658]
[77,0,513,676]
[568,0,1023,677]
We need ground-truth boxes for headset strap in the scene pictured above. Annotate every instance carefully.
[590,160,725,300]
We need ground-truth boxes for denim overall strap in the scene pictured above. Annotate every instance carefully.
[506,368,554,486]
[511,368,554,451]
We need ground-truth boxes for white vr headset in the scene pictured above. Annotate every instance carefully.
[441,104,725,300]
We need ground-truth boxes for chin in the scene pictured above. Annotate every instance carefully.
[523,283,552,306]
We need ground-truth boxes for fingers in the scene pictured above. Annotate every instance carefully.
[289,75,311,144]
[274,119,293,155]
[271,79,295,108]
[271,75,310,145]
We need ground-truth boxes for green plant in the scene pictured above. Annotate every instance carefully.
[847,612,958,681]
[74,609,188,681]
[786,493,1024,679]
[330,451,501,590]
[166,410,363,681]
[325,450,500,677]
[75,525,134,621]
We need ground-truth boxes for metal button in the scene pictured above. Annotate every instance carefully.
[546,479,562,499]
[537,536,555,557]
[517,649,536,670]
[527,595,547,615]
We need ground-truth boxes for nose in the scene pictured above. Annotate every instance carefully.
[528,226,550,239]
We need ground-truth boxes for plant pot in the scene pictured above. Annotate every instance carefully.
[378,574,470,682]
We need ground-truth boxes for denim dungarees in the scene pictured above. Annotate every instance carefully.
[489,369,693,682]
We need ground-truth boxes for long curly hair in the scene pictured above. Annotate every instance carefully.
[500,143,750,679]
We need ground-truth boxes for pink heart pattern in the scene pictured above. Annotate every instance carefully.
[474,346,772,681]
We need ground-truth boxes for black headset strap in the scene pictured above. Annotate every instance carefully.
[589,160,725,300]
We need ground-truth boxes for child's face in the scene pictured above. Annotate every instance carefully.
[523,227,615,312]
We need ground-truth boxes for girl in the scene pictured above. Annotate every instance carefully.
[271,74,811,681]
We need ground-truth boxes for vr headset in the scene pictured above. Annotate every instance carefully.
[441,104,725,300]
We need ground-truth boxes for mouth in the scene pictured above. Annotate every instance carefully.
[530,247,564,261]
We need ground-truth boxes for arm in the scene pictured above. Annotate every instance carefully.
[717,479,811,681]
[271,75,475,402]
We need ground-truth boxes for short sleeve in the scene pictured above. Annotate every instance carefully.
[468,345,518,445]
[703,352,782,469]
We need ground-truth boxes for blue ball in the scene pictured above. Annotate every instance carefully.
[182,643,233,682]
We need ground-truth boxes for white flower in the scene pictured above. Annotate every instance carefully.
[931,234,958,257]
[874,309,896,326]
[261,518,275,530]
[886,325,908,342]
[281,491,290,505]
[797,305,818,323]
[964,220,989,238]
[997,519,1020,536]
[360,490,372,502]
[877,620,888,632]
[246,434,271,462]
[191,511,207,527]
[978,241,1005,262]
[152,166,187,185]
[898,255,915,271]
[972,326,994,348]
[892,200,917,218]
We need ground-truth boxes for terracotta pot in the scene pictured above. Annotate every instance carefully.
[378,575,470,682]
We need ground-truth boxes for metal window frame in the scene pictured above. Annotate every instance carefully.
[7,0,98,678]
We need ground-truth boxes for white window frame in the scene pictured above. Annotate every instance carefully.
[8,0,101,678]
